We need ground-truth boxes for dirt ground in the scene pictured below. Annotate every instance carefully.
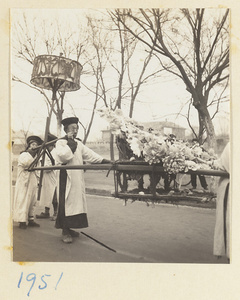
[12,192,228,264]
[11,166,228,263]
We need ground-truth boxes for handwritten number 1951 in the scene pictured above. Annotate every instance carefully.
[18,272,63,297]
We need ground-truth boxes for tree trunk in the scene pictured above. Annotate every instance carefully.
[202,113,216,148]
[129,97,134,118]
[196,104,216,148]
[197,113,205,144]
[110,133,115,160]
[191,91,216,148]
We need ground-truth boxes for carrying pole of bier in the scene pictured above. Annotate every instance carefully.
[31,162,229,178]
[28,54,83,200]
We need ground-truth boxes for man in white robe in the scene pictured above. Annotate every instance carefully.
[54,117,110,243]
[213,142,230,261]
[13,135,43,229]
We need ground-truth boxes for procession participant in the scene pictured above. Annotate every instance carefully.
[36,133,58,220]
[13,135,43,229]
[190,138,208,190]
[213,142,230,261]
[54,117,111,243]
[191,173,208,190]
[163,134,177,191]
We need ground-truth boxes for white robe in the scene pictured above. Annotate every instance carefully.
[213,143,230,258]
[13,152,39,222]
[39,148,57,208]
[54,139,103,217]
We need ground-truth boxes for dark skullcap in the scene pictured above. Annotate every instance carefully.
[61,117,79,133]
[26,135,43,146]
[61,117,79,127]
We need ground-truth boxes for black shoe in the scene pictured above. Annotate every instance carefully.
[36,212,50,219]
[28,221,40,227]
[19,222,27,229]
[69,229,80,237]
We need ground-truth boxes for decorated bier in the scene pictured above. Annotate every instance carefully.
[97,108,227,203]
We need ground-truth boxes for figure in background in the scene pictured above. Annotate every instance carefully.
[190,139,208,190]
[36,133,58,220]
[13,135,43,229]
[213,142,230,261]
[54,117,111,243]
[162,134,177,191]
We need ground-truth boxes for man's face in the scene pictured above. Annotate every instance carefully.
[29,141,39,150]
[67,124,78,139]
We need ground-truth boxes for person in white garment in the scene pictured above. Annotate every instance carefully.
[13,135,43,229]
[36,133,58,220]
[213,142,230,261]
[54,117,111,243]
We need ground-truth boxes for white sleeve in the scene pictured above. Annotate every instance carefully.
[18,152,34,169]
[219,142,230,173]
[81,143,103,164]
[54,139,74,164]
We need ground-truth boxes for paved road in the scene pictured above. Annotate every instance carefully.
[13,194,228,264]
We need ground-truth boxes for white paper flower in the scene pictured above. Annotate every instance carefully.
[97,108,219,174]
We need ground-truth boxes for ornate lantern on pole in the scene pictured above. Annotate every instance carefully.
[30,54,82,100]
[29,54,83,199]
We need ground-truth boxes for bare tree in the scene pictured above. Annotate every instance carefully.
[84,12,164,115]
[111,8,229,147]
[81,11,164,158]
[12,12,92,140]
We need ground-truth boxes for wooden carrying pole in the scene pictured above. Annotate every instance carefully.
[36,116,51,200]
[28,93,56,200]
[31,163,230,178]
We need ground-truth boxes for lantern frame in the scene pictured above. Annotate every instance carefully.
[30,54,83,100]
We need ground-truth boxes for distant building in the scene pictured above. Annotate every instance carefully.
[142,121,186,140]
[12,130,29,156]
[12,129,39,146]
[101,128,112,142]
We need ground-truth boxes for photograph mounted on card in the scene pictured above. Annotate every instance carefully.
[11,8,230,264]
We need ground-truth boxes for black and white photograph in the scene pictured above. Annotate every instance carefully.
[11,8,230,264]
[2,1,240,299]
